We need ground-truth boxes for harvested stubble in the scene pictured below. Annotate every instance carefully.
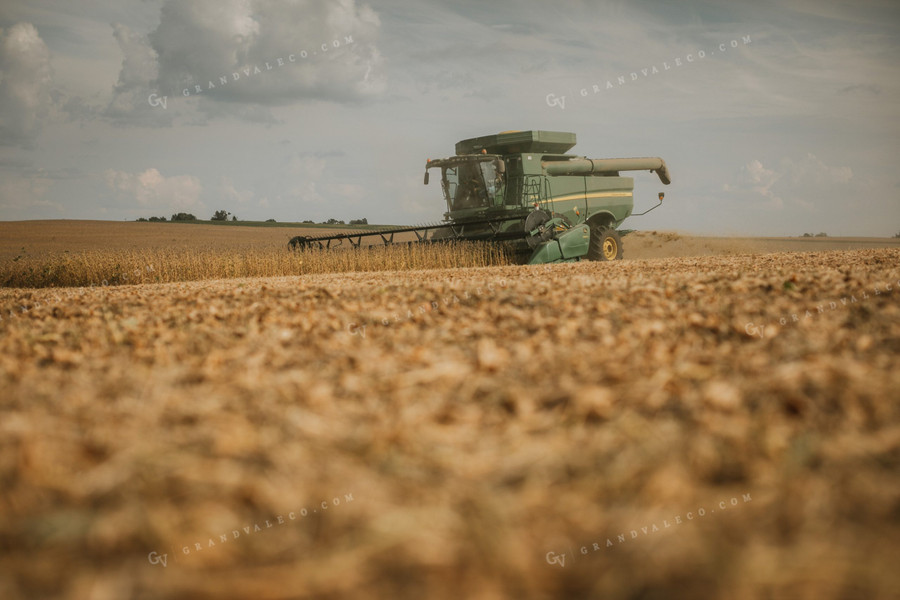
[0,242,514,288]
[1,248,899,599]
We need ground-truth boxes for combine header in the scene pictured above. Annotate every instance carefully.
[289,130,670,264]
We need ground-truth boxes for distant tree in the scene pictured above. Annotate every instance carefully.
[232,215,237,221]
[815,232,828,237]
[136,217,148,222]
[349,218,368,225]
[149,216,167,222]
[265,218,277,222]
[324,218,345,225]
[211,209,230,221]
[802,233,812,237]
[302,220,315,224]
[171,212,197,221]
[894,231,900,238]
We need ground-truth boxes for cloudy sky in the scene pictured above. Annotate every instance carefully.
[0,0,898,236]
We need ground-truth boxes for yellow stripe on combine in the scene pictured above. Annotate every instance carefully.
[545,191,632,203]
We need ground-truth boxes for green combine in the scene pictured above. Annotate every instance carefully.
[289,130,670,264]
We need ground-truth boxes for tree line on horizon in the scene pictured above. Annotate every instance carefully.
[135,210,368,225]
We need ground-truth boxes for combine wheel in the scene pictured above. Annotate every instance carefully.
[587,225,623,261]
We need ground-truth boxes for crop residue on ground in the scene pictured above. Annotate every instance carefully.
[1,248,899,598]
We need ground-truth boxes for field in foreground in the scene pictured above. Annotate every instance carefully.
[1,248,899,599]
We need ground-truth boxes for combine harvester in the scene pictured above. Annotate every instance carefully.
[289,130,670,264]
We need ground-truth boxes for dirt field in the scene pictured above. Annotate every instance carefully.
[1,222,899,599]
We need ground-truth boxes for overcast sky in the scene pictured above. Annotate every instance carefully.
[1,0,898,236]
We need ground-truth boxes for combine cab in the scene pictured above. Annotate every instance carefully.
[290,130,670,264]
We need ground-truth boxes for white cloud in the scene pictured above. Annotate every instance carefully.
[104,168,204,213]
[105,23,159,119]
[724,159,783,209]
[0,23,54,146]
[148,0,383,107]
[95,0,383,124]
[724,153,854,211]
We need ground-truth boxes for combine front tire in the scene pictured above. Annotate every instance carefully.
[587,226,623,261]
